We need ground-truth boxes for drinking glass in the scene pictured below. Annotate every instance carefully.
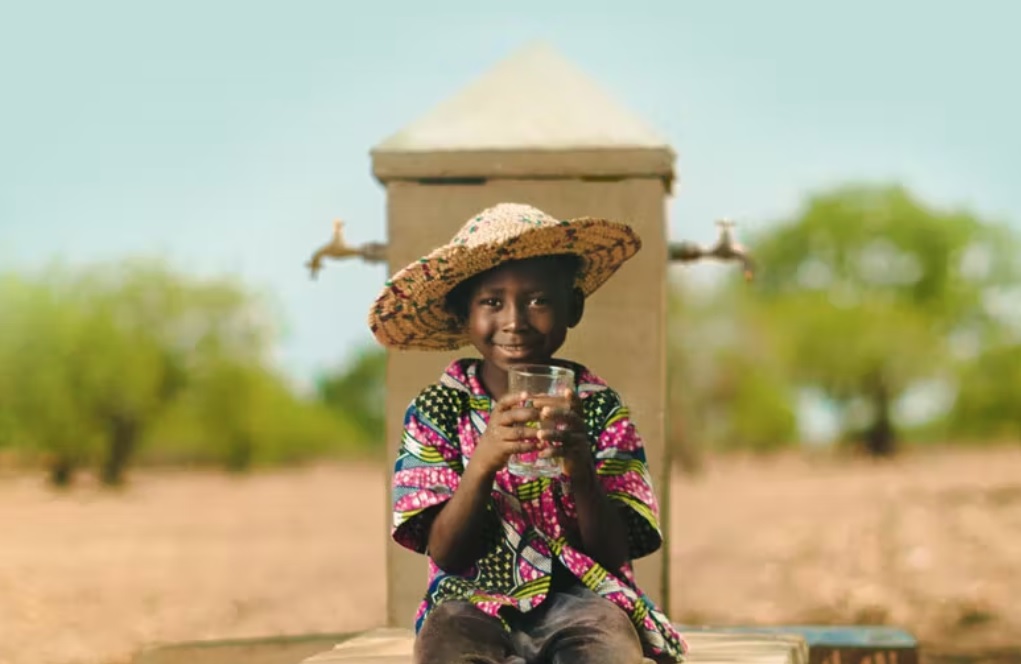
[506,364,575,479]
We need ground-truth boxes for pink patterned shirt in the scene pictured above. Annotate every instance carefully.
[391,358,687,661]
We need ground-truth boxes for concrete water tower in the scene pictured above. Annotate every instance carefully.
[306,41,752,628]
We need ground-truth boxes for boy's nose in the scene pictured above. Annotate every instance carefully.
[501,303,529,331]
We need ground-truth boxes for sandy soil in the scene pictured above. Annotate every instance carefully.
[669,447,1021,656]
[1,447,1019,664]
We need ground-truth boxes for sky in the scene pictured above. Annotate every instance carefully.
[2,0,1019,405]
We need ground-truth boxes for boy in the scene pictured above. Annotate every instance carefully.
[368,203,686,663]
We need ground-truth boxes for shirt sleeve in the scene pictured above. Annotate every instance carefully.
[583,387,664,560]
[391,384,466,554]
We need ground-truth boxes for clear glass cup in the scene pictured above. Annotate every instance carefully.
[506,363,575,479]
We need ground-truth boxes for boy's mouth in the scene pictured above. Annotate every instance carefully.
[494,342,539,357]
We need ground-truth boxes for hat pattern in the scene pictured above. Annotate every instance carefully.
[368,203,641,350]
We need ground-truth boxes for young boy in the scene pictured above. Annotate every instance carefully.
[368,203,687,664]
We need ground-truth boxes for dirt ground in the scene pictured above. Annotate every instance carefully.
[1,446,1019,664]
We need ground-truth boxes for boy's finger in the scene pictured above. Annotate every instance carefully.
[506,424,535,441]
[494,405,540,426]
[539,409,584,430]
[538,429,587,447]
[512,440,538,454]
[561,387,578,401]
[539,426,578,438]
[539,405,575,419]
[536,428,556,441]
[509,407,542,424]
[529,394,570,408]
[495,391,531,411]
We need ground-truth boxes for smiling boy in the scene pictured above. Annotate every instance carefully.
[369,203,687,664]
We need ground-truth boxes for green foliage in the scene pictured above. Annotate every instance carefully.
[666,182,1021,458]
[74,261,279,483]
[316,347,387,449]
[4,181,1017,479]
[745,183,1021,455]
[0,259,363,486]
[146,360,361,471]
[751,184,1019,326]
[949,343,1021,440]
[0,273,103,483]
[767,293,941,400]
[666,280,797,466]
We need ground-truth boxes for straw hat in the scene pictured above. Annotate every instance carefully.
[367,202,642,350]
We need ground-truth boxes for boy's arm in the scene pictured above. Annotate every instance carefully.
[425,390,543,573]
[556,387,664,569]
[392,387,473,558]
[425,460,498,574]
[567,458,631,572]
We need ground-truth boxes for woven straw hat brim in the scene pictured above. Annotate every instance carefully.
[369,217,640,350]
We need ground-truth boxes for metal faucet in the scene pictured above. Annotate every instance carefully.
[668,219,755,281]
[305,217,754,281]
[305,220,388,278]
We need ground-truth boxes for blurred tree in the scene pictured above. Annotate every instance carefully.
[316,346,386,448]
[0,274,102,485]
[667,276,797,469]
[948,343,1021,440]
[139,359,362,471]
[749,183,1021,455]
[168,354,357,471]
[74,261,276,485]
[0,260,278,485]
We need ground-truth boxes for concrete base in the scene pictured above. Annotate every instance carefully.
[678,626,919,664]
[300,628,810,664]
[134,632,355,664]
[134,625,917,664]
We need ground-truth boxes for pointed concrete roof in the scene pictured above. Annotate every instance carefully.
[371,43,675,182]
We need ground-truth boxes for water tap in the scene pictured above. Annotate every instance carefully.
[305,220,388,278]
[668,219,755,281]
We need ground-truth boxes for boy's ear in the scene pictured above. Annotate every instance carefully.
[567,287,585,328]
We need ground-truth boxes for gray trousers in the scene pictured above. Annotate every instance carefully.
[413,584,656,664]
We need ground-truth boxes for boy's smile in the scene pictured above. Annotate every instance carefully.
[459,256,583,397]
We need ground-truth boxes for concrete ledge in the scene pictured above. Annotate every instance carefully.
[371,147,675,183]
[680,632,809,664]
[301,628,412,664]
[134,632,356,664]
[134,624,914,664]
[678,626,918,664]
[300,628,810,664]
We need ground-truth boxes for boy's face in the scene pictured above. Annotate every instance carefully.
[463,257,582,372]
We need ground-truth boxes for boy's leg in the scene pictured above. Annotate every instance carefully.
[414,601,525,664]
[513,586,646,664]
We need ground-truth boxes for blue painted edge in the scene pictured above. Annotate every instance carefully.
[674,625,918,648]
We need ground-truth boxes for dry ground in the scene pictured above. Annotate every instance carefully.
[2,446,1019,664]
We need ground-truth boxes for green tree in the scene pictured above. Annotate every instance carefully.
[316,346,386,449]
[750,183,1021,455]
[949,343,1021,440]
[162,355,358,471]
[0,260,278,485]
[667,277,797,468]
[0,274,102,485]
[74,261,276,485]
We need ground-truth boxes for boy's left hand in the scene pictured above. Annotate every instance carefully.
[533,388,593,478]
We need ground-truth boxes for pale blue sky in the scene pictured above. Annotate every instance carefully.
[2,0,1019,394]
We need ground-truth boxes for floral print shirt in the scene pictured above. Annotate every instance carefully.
[391,358,687,661]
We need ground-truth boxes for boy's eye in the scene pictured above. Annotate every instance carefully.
[479,297,501,307]
[529,296,550,306]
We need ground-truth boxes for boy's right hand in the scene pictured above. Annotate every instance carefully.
[472,391,541,476]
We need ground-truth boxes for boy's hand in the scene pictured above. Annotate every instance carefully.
[533,388,592,478]
[473,391,542,476]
